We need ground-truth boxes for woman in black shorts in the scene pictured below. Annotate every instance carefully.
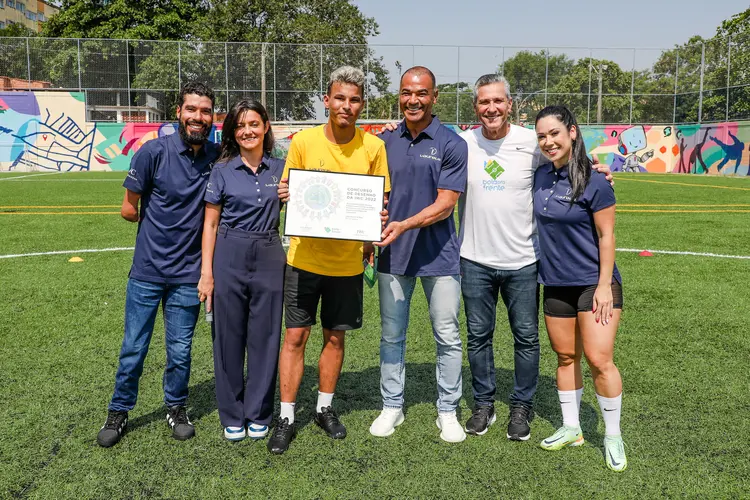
[533,105,626,472]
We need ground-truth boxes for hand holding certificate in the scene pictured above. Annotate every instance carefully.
[283,169,386,242]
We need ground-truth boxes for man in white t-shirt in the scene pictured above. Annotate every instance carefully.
[458,74,611,442]
[458,74,542,441]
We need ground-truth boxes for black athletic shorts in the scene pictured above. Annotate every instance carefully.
[284,265,363,331]
[543,281,623,318]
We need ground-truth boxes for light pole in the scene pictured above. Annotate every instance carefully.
[590,62,609,124]
[394,61,402,120]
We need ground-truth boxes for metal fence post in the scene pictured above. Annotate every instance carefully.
[273,43,277,121]
[26,37,31,89]
[77,39,82,92]
[178,42,182,89]
[365,51,369,120]
[698,42,705,123]
[629,48,635,124]
[673,51,679,124]
[544,47,549,106]
[726,35,731,122]
[125,40,131,121]
[224,42,230,111]
[456,47,460,123]
[587,49,592,125]
[320,44,324,95]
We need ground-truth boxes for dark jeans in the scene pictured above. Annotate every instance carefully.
[109,278,201,412]
[460,258,540,409]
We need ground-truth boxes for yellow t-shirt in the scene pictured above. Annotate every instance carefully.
[283,125,391,277]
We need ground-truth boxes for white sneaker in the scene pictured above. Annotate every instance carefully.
[246,423,269,440]
[224,426,246,441]
[436,412,466,443]
[369,407,405,437]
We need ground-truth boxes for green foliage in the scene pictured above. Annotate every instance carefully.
[36,0,389,119]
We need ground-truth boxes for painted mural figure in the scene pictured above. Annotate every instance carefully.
[710,131,745,174]
[688,128,711,174]
[617,126,653,173]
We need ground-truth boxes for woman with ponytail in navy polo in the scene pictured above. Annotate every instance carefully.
[533,105,627,472]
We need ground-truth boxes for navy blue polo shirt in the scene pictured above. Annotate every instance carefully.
[378,117,468,277]
[533,163,621,286]
[204,154,285,232]
[123,132,220,284]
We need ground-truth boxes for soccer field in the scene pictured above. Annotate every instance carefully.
[1,171,749,498]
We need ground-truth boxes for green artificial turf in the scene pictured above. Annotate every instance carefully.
[0,172,749,498]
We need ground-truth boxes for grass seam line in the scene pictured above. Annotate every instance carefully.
[616,248,750,260]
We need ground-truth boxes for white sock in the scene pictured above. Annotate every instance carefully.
[597,393,622,436]
[558,389,580,428]
[280,402,295,424]
[316,391,334,413]
[575,387,583,414]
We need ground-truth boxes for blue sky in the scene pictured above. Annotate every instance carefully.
[352,0,748,90]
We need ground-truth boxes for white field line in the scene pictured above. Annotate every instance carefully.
[0,245,746,260]
[0,172,62,181]
[616,248,750,260]
[0,247,134,259]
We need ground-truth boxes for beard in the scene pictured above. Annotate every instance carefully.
[178,119,210,145]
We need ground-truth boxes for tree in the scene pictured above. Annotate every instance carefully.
[432,82,475,123]
[0,24,37,81]
[38,0,390,120]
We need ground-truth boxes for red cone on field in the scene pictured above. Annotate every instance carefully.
[639,250,653,257]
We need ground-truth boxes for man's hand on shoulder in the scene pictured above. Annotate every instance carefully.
[592,156,614,187]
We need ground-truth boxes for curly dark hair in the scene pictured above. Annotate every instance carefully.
[178,81,215,108]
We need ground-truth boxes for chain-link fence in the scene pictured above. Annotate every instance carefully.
[1,34,748,124]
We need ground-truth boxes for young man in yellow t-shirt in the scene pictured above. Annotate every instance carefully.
[268,66,391,455]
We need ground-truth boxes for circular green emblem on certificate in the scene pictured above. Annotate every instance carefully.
[295,175,341,220]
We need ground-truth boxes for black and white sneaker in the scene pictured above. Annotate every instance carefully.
[507,405,533,441]
[166,405,195,441]
[314,407,347,439]
[465,405,496,436]
[97,410,128,448]
[267,417,296,455]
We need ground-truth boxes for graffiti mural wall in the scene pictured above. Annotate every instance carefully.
[2,91,749,175]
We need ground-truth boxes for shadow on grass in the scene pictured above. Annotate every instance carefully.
[128,362,602,447]
[127,377,218,431]
[477,365,603,445]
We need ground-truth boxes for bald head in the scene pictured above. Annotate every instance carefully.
[401,66,436,90]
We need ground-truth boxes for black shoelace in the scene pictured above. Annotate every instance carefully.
[473,406,493,421]
[272,418,291,437]
[104,411,126,429]
[509,407,529,424]
[318,407,340,424]
[171,406,189,425]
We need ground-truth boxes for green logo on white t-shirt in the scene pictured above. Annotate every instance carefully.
[484,160,505,180]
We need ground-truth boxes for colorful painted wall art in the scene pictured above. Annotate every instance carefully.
[2,91,749,175]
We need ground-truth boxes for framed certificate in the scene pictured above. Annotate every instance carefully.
[284,169,385,242]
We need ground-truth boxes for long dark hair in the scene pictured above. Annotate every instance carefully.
[219,99,275,163]
[535,105,591,204]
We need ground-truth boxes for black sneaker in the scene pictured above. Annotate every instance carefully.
[97,410,128,447]
[507,405,533,441]
[314,406,347,439]
[166,405,195,441]
[464,405,496,436]
[267,417,295,455]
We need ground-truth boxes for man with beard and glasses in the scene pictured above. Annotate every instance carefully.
[97,82,220,448]
[370,66,469,443]
[458,74,611,442]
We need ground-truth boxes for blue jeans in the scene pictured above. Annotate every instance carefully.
[379,273,462,413]
[460,258,540,409]
[109,278,201,412]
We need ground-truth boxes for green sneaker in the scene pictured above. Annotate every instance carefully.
[604,435,628,472]
[539,425,584,451]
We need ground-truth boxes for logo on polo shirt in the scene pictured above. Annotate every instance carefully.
[127,168,138,181]
[265,175,279,188]
[419,146,441,162]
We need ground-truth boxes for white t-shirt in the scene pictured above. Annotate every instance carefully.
[458,124,542,270]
